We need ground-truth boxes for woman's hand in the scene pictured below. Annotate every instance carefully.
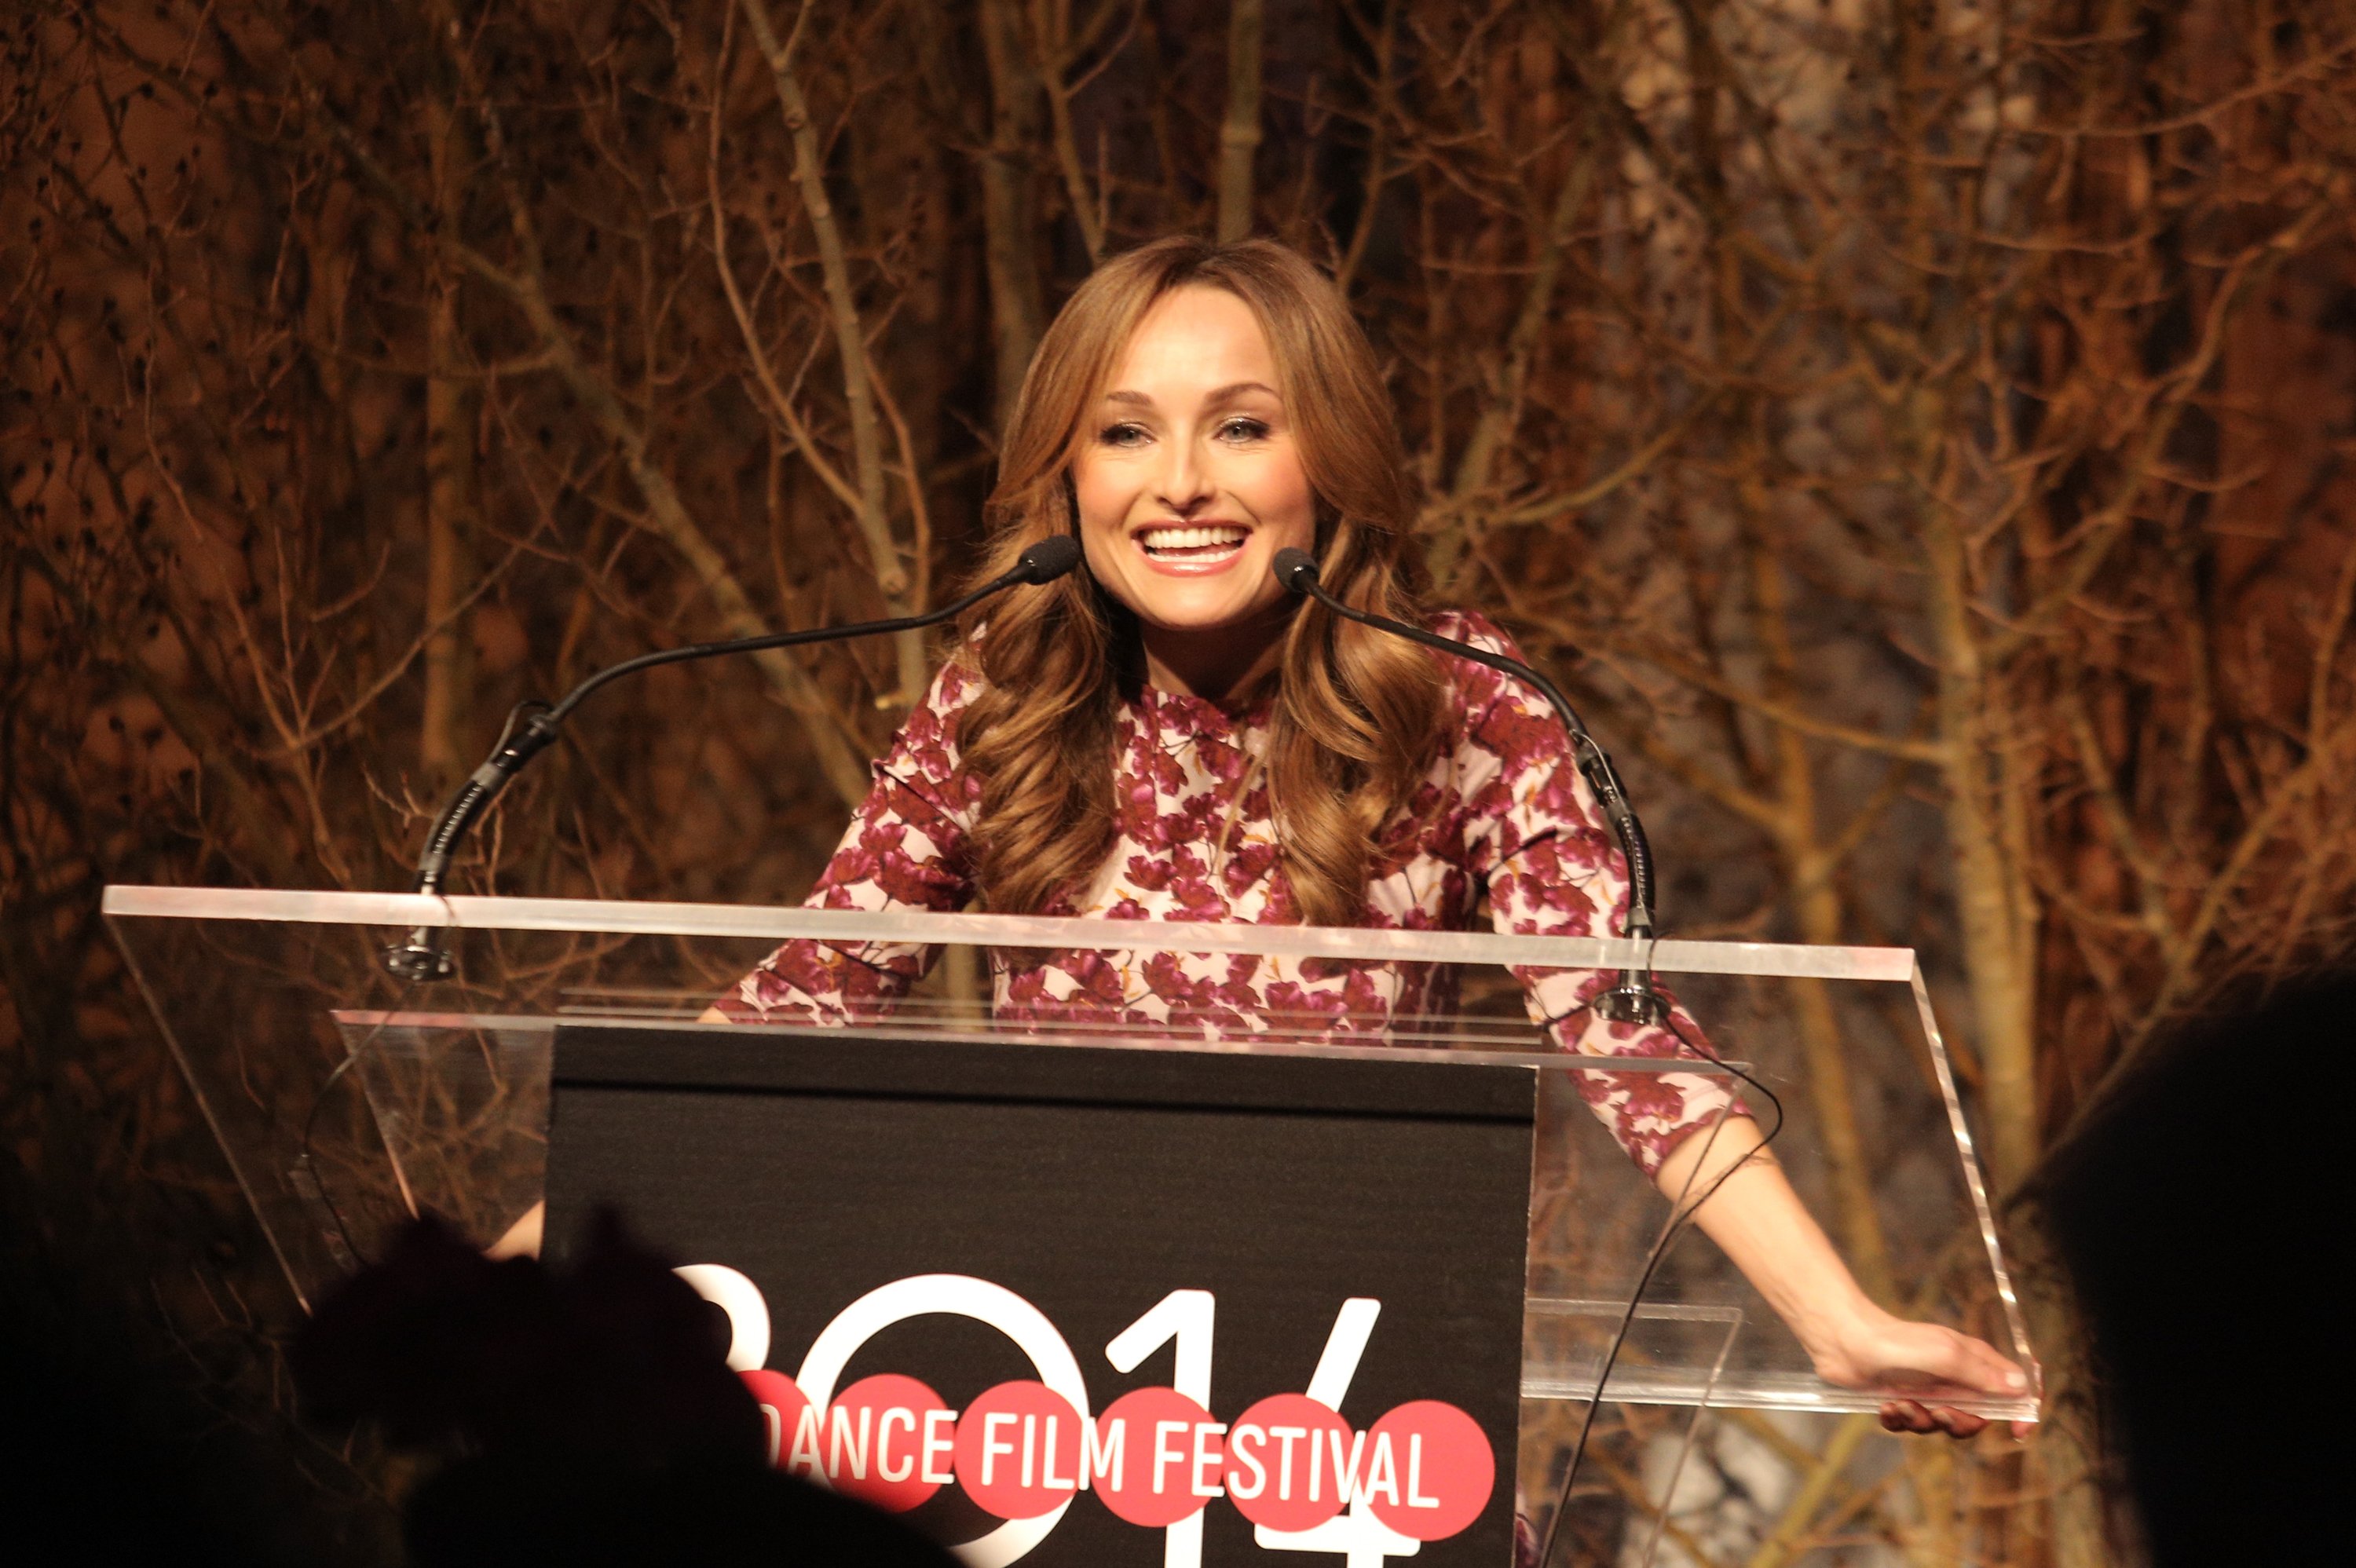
[1652,1121,2037,1442]
[1805,1305,2035,1439]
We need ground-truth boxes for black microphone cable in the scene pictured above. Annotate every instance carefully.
[1269,546,1790,1560]
[1534,1006,1787,1568]
[308,538,1085,1272]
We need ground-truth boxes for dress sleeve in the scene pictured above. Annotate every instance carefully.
[714,660,982,1024]
[1449,613,1745,1179]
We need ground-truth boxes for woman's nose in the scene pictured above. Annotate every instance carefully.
[1154,438,1213,514]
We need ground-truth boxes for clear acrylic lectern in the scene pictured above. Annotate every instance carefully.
[104,886,2035,1564]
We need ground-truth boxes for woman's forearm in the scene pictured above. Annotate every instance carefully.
[1651,1115,1875,1360]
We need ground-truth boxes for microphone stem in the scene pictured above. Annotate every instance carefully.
[386,567,1024,980]
[1294,578,1669,1025]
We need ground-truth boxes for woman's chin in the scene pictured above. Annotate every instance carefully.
[1132,594,1287,639]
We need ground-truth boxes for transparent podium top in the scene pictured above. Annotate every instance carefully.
[103,885,2035,1436]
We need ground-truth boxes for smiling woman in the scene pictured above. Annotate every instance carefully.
[711,237,2029,1452]
[954,239,1445,928]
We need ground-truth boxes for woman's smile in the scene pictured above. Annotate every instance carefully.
[1132,520,1252,573]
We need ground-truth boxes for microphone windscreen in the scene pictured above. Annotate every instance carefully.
[1015,533,1083,583]
[1271,546,1320,591]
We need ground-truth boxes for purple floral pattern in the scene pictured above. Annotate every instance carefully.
[719,611,1737,1177]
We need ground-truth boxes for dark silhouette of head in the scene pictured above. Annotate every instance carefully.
[292,1210,956,1567]
[2042,970,2346,1566]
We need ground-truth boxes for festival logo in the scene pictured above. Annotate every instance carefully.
[676,1268,1496,1567]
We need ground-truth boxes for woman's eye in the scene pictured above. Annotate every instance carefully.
[1097,422,1150,448]
[1218,418,1271,442]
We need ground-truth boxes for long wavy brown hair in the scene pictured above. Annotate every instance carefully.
[953,236,1446,927]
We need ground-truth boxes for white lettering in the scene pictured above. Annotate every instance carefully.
[920,1408,957,1486]
[1229,1424,1268,1500]
[982,1411,1020,1486]
[1081,1416,1125,1491]
[1154,1420,1191,1496]
[876,1408,916,1484]
[1329,1427,1369,1503]
[1407,1433,1438,1508]
[1270,1424,1307,1501]
[829,1405,873,1481]
[788,1405,825,1480]
[1362,1432,1400,1508]
[1040,1415,1075,1490]
[1191,1422,1227,1498]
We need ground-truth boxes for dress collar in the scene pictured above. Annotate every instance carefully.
[1133,680,1272,740]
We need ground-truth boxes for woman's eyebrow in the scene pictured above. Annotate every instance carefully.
[1099,380,1279,408]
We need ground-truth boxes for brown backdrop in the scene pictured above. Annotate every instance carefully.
[5,1,2353,1562]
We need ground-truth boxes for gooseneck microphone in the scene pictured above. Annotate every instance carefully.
[382,534,1083,981]
[1272,546,1669,1025]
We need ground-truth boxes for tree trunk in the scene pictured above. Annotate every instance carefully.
[1924,474,2111,1568]
[1922,501,2040,1194]
[979,0,1046,430]
[420,88,477,795]
[1216,0,1264,242]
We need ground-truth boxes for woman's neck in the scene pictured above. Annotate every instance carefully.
[1140,609,1290,704]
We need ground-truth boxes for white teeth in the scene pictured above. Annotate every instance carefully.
[1140,525,1248,551]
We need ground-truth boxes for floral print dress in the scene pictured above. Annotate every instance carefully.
[719,611,1736,1178]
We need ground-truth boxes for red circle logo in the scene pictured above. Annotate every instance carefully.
[1224,1393,1354,1532]
[953,1380,1086,1519]
[1363,1401,1494,1541]
[740,1369,808,1471]
[824,1373,952,1513]
[1088,1387,1220,1528]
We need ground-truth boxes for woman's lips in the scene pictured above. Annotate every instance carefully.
[1133,523,1249,576]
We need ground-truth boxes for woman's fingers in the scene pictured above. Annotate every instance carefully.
[1945,1329,2032,1397]
[1880,1401,1997,1440]
[1900,1325,2026,1394]
[1843,1318,2040,1442]
[1882,1324,2030,1399]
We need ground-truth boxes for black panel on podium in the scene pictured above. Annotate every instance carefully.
[543,1022,1535,1566]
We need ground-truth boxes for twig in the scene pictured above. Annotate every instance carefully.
[735,0,908,608]
[1216,0,1264,242]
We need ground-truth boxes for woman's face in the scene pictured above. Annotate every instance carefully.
[1071,285,1316,682]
